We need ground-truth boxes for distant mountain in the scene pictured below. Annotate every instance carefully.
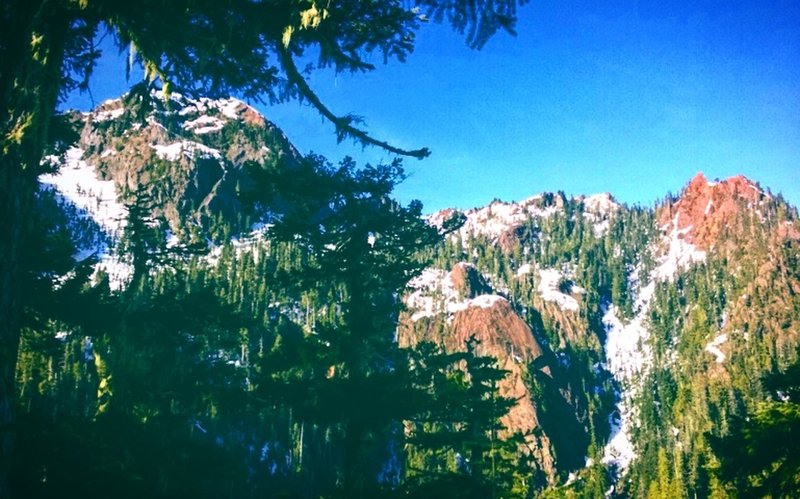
[400,171,799,492]
[39,88,299,288]
[34,92,800,497]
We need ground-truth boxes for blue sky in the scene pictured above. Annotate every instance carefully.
[65,0,800,213]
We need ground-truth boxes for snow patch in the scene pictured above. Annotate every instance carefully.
[601,301,651,473]
[602,303,652,389]
[95,258,135,291]
[516,263,533,277]
[93,107,125,122]
[40,147,127,237]
[704,333,728,363]
[583,193,618,215]
[603,409,637,474]
[430,192,619,243]
[592,219,611,238]
[39,147,133,291]
[469,294,505,309]
[219,99,246,120]
[431,197,559,243]
[538,268,579,312]
[173,94,247,120]
[404,268,505,322]
[601,268,657,475]
[653,214,706,280]
[151,141,222,161]
[583,193,619,237]
[183,114,226,134]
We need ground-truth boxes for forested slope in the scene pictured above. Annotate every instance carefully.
[14,92,800,497]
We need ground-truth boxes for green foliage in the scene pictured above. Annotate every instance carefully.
[710,360,800,498]
[16,146,800,498]
[625,197,800,498]
[404,339,531,498]
[12,147,529,497]
[0,2,537,497]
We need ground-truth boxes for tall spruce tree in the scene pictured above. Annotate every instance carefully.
[1,2,529,493]
[403,338,527,498]
[252,154,445,496]
[12,183,257,497]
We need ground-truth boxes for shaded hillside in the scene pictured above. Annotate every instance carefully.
[45,87,301,247]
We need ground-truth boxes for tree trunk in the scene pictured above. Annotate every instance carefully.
[0,1,70,494]
[0,166,32,498]
[343,418,365,498]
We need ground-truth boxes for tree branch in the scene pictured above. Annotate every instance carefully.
[276,42,430,159]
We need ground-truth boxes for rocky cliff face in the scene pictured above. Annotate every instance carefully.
[39,89,307,289]
[51,89,301,244]
[398,262,559,480]
[658,173,773,250]
[403,171,800,493]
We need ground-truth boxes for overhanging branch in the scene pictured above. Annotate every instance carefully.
[277,43,430,159]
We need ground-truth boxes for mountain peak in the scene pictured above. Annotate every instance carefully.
[687,171,709,190]
[683,172,761,198]
[662,173,767,250]
[42,91,306,283]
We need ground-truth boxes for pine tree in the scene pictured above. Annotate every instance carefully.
[13,192,255,497]
[250,155,450,495]
[1,3,530,492]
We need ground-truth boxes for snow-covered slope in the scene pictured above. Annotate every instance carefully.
[38,90,296,290]
[455,196,558,241]
[601,279,654,473]
[652,212,707,281]
[537,267,582,312]
[405,266,503,322]
[599,183,728,475]
[581,192,619,237]
[429,191,619,246]
[40,147,132,289]
[426,196,559,244]
[601,232,704,475]
[40,147,128,238]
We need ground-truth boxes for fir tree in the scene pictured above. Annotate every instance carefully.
[1,4,529,492]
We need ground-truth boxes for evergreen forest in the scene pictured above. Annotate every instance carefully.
[2,2,799,498]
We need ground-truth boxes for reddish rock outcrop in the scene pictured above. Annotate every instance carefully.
[450,296,543,363]
[452,298,544,438]
[398,290,556,478]
[658,172,769,250]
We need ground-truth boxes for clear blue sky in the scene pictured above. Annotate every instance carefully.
[64,0,800,213]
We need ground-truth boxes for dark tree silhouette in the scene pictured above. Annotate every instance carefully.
[0,1,529,494]
[710,359,800,498]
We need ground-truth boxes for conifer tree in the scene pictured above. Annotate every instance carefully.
[1,3,529,492]
[404,338,528,498]
[252,154,446,496]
